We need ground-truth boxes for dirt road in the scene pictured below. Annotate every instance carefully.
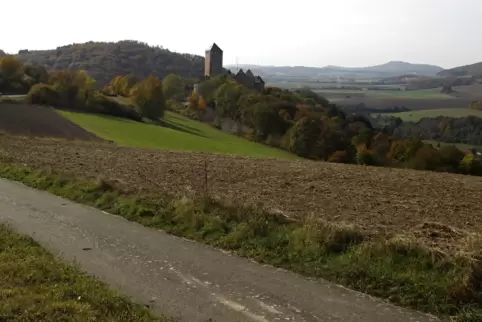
[0,178,439,322]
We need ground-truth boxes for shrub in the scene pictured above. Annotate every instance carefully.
[328,151,348,163]
[212,117,222,129]
[460,154,482,175]
[265,135,281,147]
[356,146,376,165]
[90,95,142,122]
[408,145,442,171]
[438,145,465,169]
[26,84,59,105]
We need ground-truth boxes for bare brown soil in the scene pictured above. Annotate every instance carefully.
[0,103,101,140]
[451,84,482,99]
[1,135,482,253]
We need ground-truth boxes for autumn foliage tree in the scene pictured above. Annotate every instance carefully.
[48,70,96,108]
[198,97,207,110]
[109,74,137,97]
[0,56,35,93]
[163,74,185,101]
[188,92,200,109]
[0,56,22,80]
[288,116,322,158]
[131,76,166,119]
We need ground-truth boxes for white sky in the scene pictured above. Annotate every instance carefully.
[3,0,481,69]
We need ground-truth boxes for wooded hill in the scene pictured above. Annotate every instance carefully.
[14,41,204,85]
[438,61,482,78]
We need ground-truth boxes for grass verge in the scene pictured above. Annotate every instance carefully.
[0,223,165,321]
[0,161,481,321]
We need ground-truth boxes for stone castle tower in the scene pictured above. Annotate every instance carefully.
[204,43,223,77]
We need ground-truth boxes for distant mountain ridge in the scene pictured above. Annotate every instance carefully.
[226,61,444,78]
[438,62,482,78]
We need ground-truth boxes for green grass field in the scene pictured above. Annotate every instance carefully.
[379,108,482,122]
[424,140,482,152]
[313,89,364,94]
[60,111,296,159]
[0,224,162,321]
[365,88,452,99]
[302,88,454,102]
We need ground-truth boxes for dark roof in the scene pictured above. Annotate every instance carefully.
[245,69,255,79]
[236,69,246,76]
[254,76,265,84]
[208,43,223,53]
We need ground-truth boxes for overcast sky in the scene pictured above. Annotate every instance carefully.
[3,0,481,69]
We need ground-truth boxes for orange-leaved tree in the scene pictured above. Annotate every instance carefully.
[131,76,166,119]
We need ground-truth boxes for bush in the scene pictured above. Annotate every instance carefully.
[460,154,482,175]
[438,145,465,169]
[212,117,222,129]
[408,145,442,171]
[90,95,142,122]
[328,151,348,163]
[166,99,184,112]
[26,84,59,105]
[265,135,280,147]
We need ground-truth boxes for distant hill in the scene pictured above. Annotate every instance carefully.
[0,50,6,57]
[227,61,444,78]
[15,41,205,85]
[438,62,482,78]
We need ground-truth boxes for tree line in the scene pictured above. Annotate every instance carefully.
[176,75,482,176]
[391,116,482,146]
[0,55,167,121]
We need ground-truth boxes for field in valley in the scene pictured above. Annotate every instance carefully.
[424,140,482,152]
[268,82,474,110]
[1,135,481,254]
[380,108,482,121]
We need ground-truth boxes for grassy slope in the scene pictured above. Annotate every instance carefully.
[60,110,296,159]
[380,108,482,121]
[0,162,481,321]
[0,224,163,321]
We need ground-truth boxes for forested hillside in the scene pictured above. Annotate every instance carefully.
[392,116,482,146]
[15,41,204,85]
[438,61,482,78]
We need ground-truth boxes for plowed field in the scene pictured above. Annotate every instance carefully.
[0,103,100,140]
[1,135,482,253]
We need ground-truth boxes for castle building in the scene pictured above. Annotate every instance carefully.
[204,43,223,77]
[203,43,265,92]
